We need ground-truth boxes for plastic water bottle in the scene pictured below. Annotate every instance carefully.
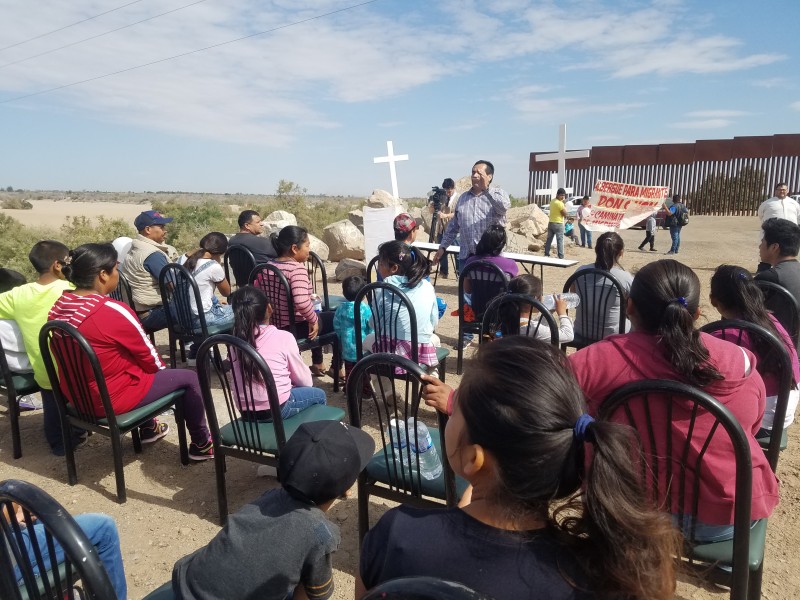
[311,294,323,312]
[387,418,410,467]
[541,293,580,311]
[407,419,443,480]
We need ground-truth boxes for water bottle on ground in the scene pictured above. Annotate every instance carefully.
[407,419,443,480]
[387,418,410,468]
[541,293,580,311]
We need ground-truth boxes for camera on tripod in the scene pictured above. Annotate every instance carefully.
[429,186,448,212]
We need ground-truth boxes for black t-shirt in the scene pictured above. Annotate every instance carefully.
[360,505,594,600]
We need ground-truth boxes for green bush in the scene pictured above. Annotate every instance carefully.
[1,197,33,209]
[150,200,237,254]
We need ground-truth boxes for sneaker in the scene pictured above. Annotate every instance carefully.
[140,421,169,444]
[185,358,197,367]
[189,440,214,461]
[459,339,474,351]
[666,250,675,255]
[650,248,657,252]
[18,393,42,411]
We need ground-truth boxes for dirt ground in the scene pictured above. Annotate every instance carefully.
[1,215,799,599]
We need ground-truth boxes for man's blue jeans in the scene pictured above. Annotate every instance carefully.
[545,223,565,259]
[669,225,681,253]
[19,514,127,600]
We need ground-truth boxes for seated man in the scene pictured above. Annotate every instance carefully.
[121,210,176,331]
[171,421,374,600]
[228,210,278,264]
[755,217,800,336]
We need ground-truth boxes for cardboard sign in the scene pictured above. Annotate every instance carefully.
[583,180,669,231]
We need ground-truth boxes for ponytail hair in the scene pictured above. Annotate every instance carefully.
[377,240,429,288]
[710,264,789,382]
[498,274,542,336]
[630,260,723,386]
[271,226,309,258]
[230,285,271,389]
[184,232,229,272]
[593,232,624,271]
[458,337,679,599]
[62,243,118,290]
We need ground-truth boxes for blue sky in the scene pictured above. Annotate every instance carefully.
[1,0,798,199]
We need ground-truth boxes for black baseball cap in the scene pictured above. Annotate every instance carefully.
[279,421,375,505]
[134,210,173,231]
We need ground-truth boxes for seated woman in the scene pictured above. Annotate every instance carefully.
[48,243,214,461]
[229,285,326,421]
[569,259,779,542]
[572,231,633,341]
[357,337,680,600]
[499,274,574,344]
[178,231,234,331]
[709,264,800,435]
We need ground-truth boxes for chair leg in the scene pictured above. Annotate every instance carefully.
[131,428,143,454]
[332,340,341,394]
[62,420,78,486]
[169,333,177,370]
[110,433,127,503]
[180,339,187,363]
[439,356,447,384]
[9,396,22,459]
[174,401,189,465]
[215,451,228,526]
[456,324,463,375]
[748,563,763,600]
[357,474,370,546]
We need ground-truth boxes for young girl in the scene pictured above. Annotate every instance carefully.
[179,232,233,330]
[373,241,439,367]
[267,226,335,376]
[48,243,214,460]
[229,286,326,420]
[463,224,518,280]
[569,260,779,541]
[498,274,574,343]
[709,264,800,435]
[572,231,633,340]
[358,337,680,600]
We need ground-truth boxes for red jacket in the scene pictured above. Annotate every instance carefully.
[569,331,779,525]
[49,293,163,416]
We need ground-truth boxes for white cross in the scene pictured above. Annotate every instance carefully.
[535,123,590,196]
[373,140,409,200]
[535,173,572,199]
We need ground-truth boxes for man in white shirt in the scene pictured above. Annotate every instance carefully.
[758,182,800,224]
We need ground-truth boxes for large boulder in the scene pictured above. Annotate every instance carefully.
[323,219,365,261]
[261,210,297,234]
[335,258,367,281]
[366,189,405,209]
[504,231,536,255]
[506,203,549,230]
[515,217,547,239]
[308,234,329,261]
[348,209,364,230]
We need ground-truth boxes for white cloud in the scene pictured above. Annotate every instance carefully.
[508,86,645,122]
[752,77,785,89]
[791,101,800,111]
[685,110,751,118]
[670,119,731,129]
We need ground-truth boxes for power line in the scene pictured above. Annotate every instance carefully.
[0,0,212,71]
[0,0,148,53]
[1,0,382,105]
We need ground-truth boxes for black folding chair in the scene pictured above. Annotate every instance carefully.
[0,479,117,600]
[366,255,380,283]
[701,319,793,470]
[562,267,627,350]
[223,245,256,292]
[307,251,346,311]
[346,353,465,543]
[196,334,345,524]
[480,293,559,346]
[599,379,766,600]
[363,577,495,600]
[0,336,39,459]
[39,321,188,503]
[754,279,800,352]
[108,271,158,344]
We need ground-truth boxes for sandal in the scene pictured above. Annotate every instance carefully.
[310,365,329,377]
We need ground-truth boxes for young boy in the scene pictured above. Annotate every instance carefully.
[0,241,80,455]
[393,212,420,243]
[638,214,657,251]
[171,421,375,600]
[333,275,373,387]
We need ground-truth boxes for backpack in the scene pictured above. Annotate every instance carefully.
[678,206,689,226]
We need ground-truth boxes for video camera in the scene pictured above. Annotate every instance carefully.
[429,186,449,212]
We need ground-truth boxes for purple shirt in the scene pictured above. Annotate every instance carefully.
[464,254,518,278]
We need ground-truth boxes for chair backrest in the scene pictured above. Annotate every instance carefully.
[0,335,16,396]
[754,279,800,351]
[159,263,209,340]
[458,260,510,317]
[366,255,380,283]
[480,293,559,345]
[0,479,117,600]
[362,576,495,600]
[354,282,417,362]
[598,379,752,596]
[307,251,331,310]
[107,272,134,309]
[346,353,456,503]
[563,267,627,345]
[249,262,298,335]
[224,245,257,291]
[700,318,792,471]
[39,321,120,431]
[196,334,290,455]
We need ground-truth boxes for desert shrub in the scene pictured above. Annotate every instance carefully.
[249,197,357,239]
[0,214,51,279]
[1,197,33,209]
[60,216,134,247]
[150,200,237,254]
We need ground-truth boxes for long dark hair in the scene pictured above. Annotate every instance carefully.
[230,286,271,388]
[271,226,308,258]
[475,224,507,257]
[498,274,542,336]
[458,337,679,599]
[377,240,429,288]
[62,243,118,290]
[630,260,723,386]
[184,232,228,272]
[710,264,791,383]
[593,232,624,270]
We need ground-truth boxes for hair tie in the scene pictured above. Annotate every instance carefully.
[62,256,72,265]
[573,413,595,444]
[670,296,688,308]
[738,272,747,280]
[397,251,406,261]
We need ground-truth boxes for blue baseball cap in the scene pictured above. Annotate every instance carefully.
[134,210,173,231]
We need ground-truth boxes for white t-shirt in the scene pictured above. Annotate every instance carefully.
[178,256,224,315]
[0,319,32,372]
[758,196,800,224]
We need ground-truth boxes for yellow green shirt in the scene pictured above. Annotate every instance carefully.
[0,279,73,389]
[549,199,566,224]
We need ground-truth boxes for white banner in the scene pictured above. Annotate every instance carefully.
[583,180,669,232]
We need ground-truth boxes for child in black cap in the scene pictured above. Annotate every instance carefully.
[171,421,375,600]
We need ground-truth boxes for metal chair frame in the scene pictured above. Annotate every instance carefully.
[480,293,560,346]
[561,267,627,351]
[754,279,800,351]
[307,251,345,311]
[0,336,39,459]
[362,576,495,600]
[223,245,257,292]
[366,255,380,283]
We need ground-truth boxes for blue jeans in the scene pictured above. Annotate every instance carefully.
[579,224,592,248]
[42,389,85,457]
[669,225,681,253]
[18,514,127,600]
[200,299,234,330]
[280,386,327,420]
[140,305,168,331]
[545,223,565,259]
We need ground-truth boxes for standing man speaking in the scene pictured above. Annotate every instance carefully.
[432,160,510,273]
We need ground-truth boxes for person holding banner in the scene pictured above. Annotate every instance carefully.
[544,188,568,259]
[577,196,592,249]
